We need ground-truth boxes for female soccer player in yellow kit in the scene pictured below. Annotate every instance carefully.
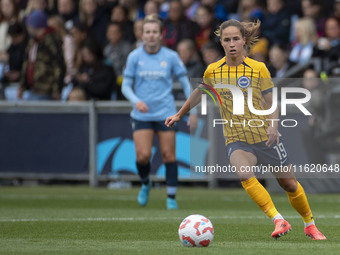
[165,19,326,240]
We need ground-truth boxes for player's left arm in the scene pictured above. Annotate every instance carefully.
[261,63,279,147]
[263,92,279,147]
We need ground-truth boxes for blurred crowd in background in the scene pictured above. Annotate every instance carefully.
[0,0,340,102]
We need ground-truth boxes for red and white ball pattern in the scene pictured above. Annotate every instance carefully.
[178,214,214,247]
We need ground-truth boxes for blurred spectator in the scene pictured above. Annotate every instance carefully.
[111,4,135,43]
[96,0,117,17]
[181,0,200,20]
[162,0,198,50]
[225,0,239,15]
[144,0,160,17]
[314,16,340,62]
[201,40,223,66]
[48,15,75,85]
[249,37,268,63]
[132,19,144,49]
[0,0,20,54]
[78,0,110,48]
[73,39,116,100]
[1,22,28,83]
[262,0,291,48]
[57,0,78,31]
[177,39,205,78]
[18,10,66,100]
[16,0,28,11]
[24,0,50,17]
[104,22,131,78]
[303,68,320,91]
[267,44,293,78]
[201,0,228,21]
[301,67,326,164]
[67,87,86,101]
[157,0,170,19]
[301,0,326,37]
[301,68,324,128]
[70,22,92,71]
[327,63,340,77]
[334,0,340,19]
[119,0,139,21]
[289,17,317,65]
[238,0,264,22]
[195,4,222,51]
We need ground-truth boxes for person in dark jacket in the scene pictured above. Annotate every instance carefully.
[195,4,223,51]
[162,0,198,50]
[18,10,66,100]
[262,0,291,48]
[2,22,28,84]
[110,4,135,44]
[73,39,116,100]
[177,39,205,78]
[77,0,110,48]
[57,0,78,31]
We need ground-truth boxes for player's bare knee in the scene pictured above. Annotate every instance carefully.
[161,150,175,162]
[236,169,254,182]
[279,179,297,192]
[136,153,152,165]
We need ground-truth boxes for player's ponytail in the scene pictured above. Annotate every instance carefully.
[215,19,261,50]
[143,14,163,33]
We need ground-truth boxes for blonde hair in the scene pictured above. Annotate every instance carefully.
[143,13,162,32]
[295,18,316,46]
[79,0,97,23]
[215,19,261,49]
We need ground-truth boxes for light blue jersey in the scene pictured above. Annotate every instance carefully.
[122,46,191,121]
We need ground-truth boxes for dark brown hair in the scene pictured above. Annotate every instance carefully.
[215,19,261,49]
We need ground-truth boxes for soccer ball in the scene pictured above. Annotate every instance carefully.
[178,214,214,247]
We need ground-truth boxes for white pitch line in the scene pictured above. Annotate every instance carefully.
[0,194,137,201]
[0,195,212,201]
[0,217,181,222]
[0,215,339,223]
[2,194,340,203]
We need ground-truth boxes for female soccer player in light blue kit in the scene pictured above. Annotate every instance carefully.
[122,14,197,209]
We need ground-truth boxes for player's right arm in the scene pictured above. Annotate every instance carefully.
[121,52,148,113]
[259,63,279,147]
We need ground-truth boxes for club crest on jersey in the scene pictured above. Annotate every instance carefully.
[160,61,167,68]
[237,76,250,88]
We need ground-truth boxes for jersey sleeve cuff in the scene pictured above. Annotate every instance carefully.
[176,73,188,79]
[261,88,273,95]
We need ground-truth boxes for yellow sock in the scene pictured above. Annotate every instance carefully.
[286,181,313,223]
[241,177,279,219]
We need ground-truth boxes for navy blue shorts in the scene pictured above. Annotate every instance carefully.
[226,137,290,166]
[130,118,177,132]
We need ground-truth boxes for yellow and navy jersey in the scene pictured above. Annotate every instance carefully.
[203,57,274,145]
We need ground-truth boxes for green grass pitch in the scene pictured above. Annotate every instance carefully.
[0,185,339,254]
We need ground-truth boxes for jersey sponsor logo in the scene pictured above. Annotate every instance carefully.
[237,76,251,88]
[138,70,167,80]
